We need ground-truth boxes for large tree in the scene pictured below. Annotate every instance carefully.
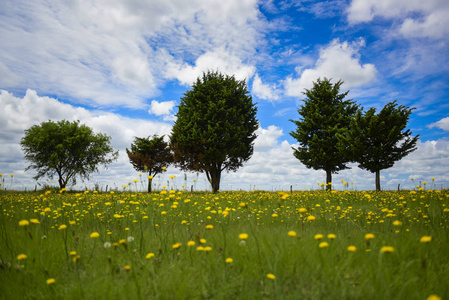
[290,78,358,190]
[20,120,118,189]
[337,101,419,191]
[126,135,173,192]
[170,70,258,193]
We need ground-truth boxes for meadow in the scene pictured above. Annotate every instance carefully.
[0,187,448,299]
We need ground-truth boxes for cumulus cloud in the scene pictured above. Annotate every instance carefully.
[148,100,176,116]
[251,74,281,101]
[284,39,377,97]
[428,117,449,131]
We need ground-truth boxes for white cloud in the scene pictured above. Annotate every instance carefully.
[428,117,449,131]
[284,39,377,97]
[148,100,176,116]
[252,74,281,101]
[254,125,284,151]
[347,0,449,39]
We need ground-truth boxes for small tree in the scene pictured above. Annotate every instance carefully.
[20,120,118,189]
[337,101,419,191]
[290,78,358,190]
[170,70,258,193]
[126,135,173,192]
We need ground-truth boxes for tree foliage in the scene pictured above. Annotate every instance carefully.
[337,101,419,190]
[126,135,173,192]
[20,120,118,189]
[290,78,358,190]
[170,71,258,193]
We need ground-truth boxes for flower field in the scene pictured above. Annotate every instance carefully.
[1,189,448,299]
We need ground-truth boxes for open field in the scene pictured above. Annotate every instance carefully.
[1,189,448,299]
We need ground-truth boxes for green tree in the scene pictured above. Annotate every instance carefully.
[290,78,358,190]
[337,101,419,191]
[170,71,258,193]
[20,120,118,189]
[126,135,173,192]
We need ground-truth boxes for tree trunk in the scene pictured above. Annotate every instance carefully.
[147,175,152,193]
[58,177,66,189]
[326,169,332,191]
[206,166,221,193]
[375,170,381,191]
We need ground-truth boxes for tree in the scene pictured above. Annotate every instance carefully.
[170,70,258,193]
[290,78,359,190]
[126,135,173,192]
[20,120,118,189]
[337,101,419,191]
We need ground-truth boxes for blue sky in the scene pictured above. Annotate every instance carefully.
[1,0,448,191]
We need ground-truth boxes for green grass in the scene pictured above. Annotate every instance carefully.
[0,189,448,299]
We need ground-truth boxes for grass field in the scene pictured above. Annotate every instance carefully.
[0,188,448,299]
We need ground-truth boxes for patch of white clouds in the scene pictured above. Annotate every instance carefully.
[148,100,176,122]
[284,39,377,97]
[251,74,281,101]
[428,117,449,131]
[347,0,449,39]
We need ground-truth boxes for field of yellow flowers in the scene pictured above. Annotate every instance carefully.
[1,189,448,299]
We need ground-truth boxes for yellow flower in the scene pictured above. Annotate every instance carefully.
[225,258,233,263]
[288,231,297,237]
[420,236,432,243]
[90,232,100,238]
[132,179,139,183]
[187,241,196,247]
[148,175,153,179]
[200,238,207,244]
[204,246,212,252]
[347,246,357,252]
[319,242,329,248]
[69,251,77,256]
[392,220,402,226]
[58,224,67,230]
[205,225,214,229]
[46,278,55,285]
[19,220,29,226]
[307,215,316,221]
[266,273,276,280]
[327,234,336,239]
[239,233,249,240]
[124,265,131,271]
[298,208,307,213]
[30,219,40,224]
[272,213,278,217]
[314,234,323,240]
[17,254,27,260]
[365,233,375,240]
[196,246,205,251]
[172,243,182,249]
[380,246,395,253]
[73,255,80,263]
[427,295,441,300]
[119,239,127,244]
[146,253,155,259]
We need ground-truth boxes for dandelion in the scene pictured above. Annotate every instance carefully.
[30,219,40,224]
[187,241,196,247]
[58,224,67,230]
[427,295,441,300]
[19,220,29,226]
[266,273,276,280]
[327,234,336,239]
[127,236,134,243]
[172,243,182,249]
[200,238,207,244]
[204,246,212,252]
[73,255,80,263]
[239,233,249,240]
[104,242,112,248]
[365,233,375,240]
[314,234,323,240]
[205,225,214,229]
[272,213,278,217]
[69,251,77,256]
[17,254,27,260]
[307,215,316,221]
[46,278,55,285]
[319,242,329,248]
[298,208,307,213]
[196,246,205,251]
[420,236,432,243]
[146,253,155,259]
[124,265,131,271]
[90,232,100,238]
[393,220,402,226]
[148,175,153,180]
[347,246,357,252]
[225,258,233,263]
[119,239,127,245]
[288,231,297,237]
[380,246,395,253]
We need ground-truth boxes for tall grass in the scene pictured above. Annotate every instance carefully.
[0,189,448,299]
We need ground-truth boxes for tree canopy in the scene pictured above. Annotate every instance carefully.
[290,78,358,190]
[20,120,118,189]
[126,135,173,192]
[170,70,258,193]
[337,101,419,190]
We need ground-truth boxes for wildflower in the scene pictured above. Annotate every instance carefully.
[124,265,131,271]
[319,242,329,248]
[19,220,29,226]
[127,236,134,243]
[148,175,153,179]
[132,179,138,183]
[347,246,357,252]
[146,253,155,259]
[172,243,182,249]
[90,232,100,238]
[17,254,27,260]
[327,234,336,239]
[365,233,375,240]
[69,251,77,256]
[58,224,67,230]
[204,246,212,252]
[272,213,278,217]
[380,246,395,253]
[187,241,196,247]
[266,273,276,280]
[200,238,207,244]
[225,258,233,263]
[197,246,205,251]
[239,233,249,240]
[420,236,432,243]
[288,231,297,237]
[427,295,441,300]
[119,239,126,245]
[298,208,307,213]
[307,215,316,221]
[393,220,402,226]
[73,255,80,263]
[30,219,40,224]
[205,225,214,229]
[314,234,323,240]
[46,278,55,285]
[104,242,112,248]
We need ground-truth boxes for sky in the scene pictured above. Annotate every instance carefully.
[1,0,449,192]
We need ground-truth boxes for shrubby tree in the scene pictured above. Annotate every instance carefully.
[20,120,118,189]
[290,78,358,190]
[126,135,173,192]
[337,101,419,191]
[170,70,258,193]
